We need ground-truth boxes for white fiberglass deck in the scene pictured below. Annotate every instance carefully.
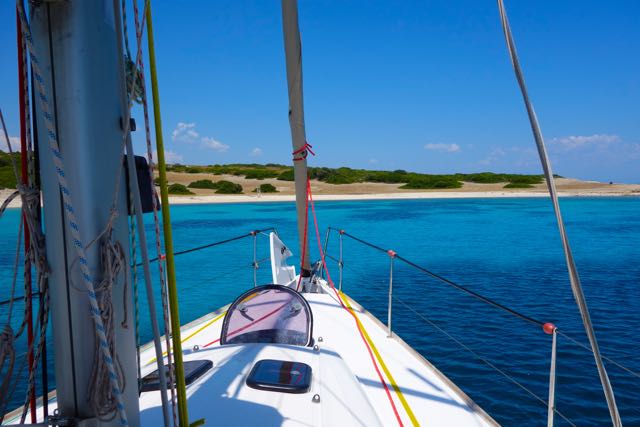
[137,282,496,426]
[4,282,497,426]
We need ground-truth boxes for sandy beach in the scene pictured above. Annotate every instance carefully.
[2,177,639,209]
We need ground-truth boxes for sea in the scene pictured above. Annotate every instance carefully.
[1,197,639,426]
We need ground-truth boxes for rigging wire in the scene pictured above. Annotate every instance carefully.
[123,0,177,425]
[393,296,578,427]
[329,228,545,328]
[139,228,277,266]
[324,227,640,382]
[496,2,621,424]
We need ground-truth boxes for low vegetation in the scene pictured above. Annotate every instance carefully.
[253,183,278,193]
[161,162,547,190]
[187,179,218,189]
[215,180,243,194]
[0,151,20,189]
[0,152,550,192]
[503,183,534,189]
[167,183,194,195]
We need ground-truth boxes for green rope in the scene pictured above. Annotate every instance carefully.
[145,3,189,426]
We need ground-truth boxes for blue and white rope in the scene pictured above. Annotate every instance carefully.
[16,3,129,425]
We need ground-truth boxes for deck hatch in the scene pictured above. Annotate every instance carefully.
[140,360,213,392]
[246,359,312,393]
[221,284,313,347]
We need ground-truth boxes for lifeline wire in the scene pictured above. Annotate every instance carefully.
[325,227,640,382]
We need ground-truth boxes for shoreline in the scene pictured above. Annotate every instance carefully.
[167,191,640,205]
[2,189,638,209]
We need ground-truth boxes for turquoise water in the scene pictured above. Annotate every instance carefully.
[1,197,639,425]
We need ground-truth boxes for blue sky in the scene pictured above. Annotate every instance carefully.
[1,1,638,182]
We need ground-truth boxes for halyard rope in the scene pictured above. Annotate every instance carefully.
[15,3,129,424]
[2,107,51,425]
[129,1,178,424]
[305,178,408,426]
[89,230,128,420]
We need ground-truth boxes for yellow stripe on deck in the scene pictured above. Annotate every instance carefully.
[146,311,227,365]
[340,292,420,427]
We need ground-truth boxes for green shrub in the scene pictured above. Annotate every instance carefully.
[506,175,543,185]
[166,164,187,172]
[400,176,462,190]
[244,169,279,180]
[0,167,18,189]
[215,180,243,194]
[187,179,218,189]
[0,151,20,189]
[253,183,278,193]
[167,183,194,195]
[503,183,533,189]
[277,169,295,181]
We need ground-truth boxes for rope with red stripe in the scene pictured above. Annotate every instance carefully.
[292,142,315,161]
[305,177,405,426]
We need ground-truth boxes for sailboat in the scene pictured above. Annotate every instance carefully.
[1,1,625,426]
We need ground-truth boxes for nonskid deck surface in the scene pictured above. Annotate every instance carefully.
[136,284,496,426]
[4,285,496,426]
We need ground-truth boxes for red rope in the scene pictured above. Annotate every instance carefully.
[16,10,36,422]
[305,178,404,426]
[292,142,315,161]
[202,301,289,348]
[296,178,311,291]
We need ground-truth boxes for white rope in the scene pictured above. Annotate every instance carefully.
[14,3,130,423]
[89,228,128,420]
[1,107,51,424]
[496,2,621,425]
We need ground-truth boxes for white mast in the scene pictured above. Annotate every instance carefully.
[281,0,312,275]
[29,1,140,425]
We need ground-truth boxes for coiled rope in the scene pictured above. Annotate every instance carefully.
[88,229,128,420]
[1,107,51,425]
[14,2,133,423]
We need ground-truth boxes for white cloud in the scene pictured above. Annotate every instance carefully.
[202,137,229,153]
[172,122,200,143]
[369,158,378,164]
[250,147,263,157]
[478,148,506,166]
[172,122,230,154]
[151,150,183,164]
[0,135,21,152]
[551,134,620,151]
[424,143,460,153]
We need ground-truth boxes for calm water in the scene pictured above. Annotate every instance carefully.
[1,197,639,425]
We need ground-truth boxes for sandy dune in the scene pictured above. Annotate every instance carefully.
[1,176,638,209]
